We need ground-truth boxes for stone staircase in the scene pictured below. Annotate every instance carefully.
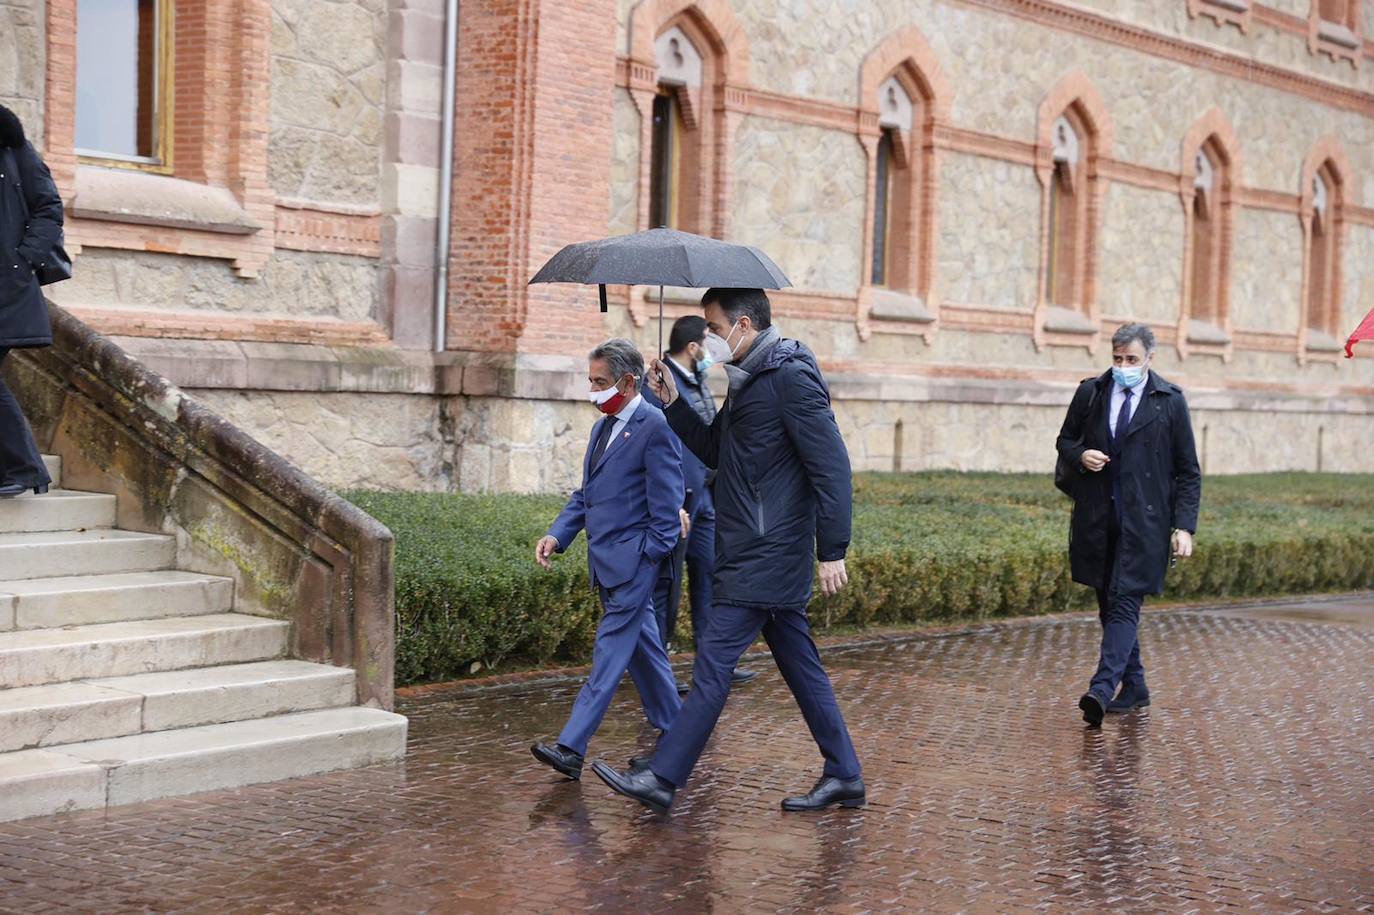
[0,455,407,823]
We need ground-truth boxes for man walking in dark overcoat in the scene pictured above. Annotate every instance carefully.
[0,105,63,498]
[592,288,864,813]
[1056,322,1202,726]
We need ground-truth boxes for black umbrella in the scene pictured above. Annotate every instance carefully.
[529,227,790,355]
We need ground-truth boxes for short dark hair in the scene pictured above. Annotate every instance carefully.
[701,288,772,330]
[667,315,708,355]
[1111,322,1156,354]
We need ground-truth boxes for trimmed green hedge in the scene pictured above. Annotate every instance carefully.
[345,473,1374,686]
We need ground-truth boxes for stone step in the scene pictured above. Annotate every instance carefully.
[0,707,408,821]
[41,455,60,486]
[0,490,117,534]
[0,748,105,822]
[0,660,356,753]
[0,613,288,689]
[0,570,234,631]
[0,529,175,580]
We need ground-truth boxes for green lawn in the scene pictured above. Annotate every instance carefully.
[346,473,1374,686]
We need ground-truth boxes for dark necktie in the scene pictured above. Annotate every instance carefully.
[591,416,616,466]
[1113,388,1133,449]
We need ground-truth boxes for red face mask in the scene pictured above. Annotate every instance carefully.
[589,380,630,415]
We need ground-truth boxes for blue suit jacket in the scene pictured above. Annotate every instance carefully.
[547,403,685,589]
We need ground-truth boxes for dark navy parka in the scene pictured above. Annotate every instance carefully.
[664,338,852,611]
[0,106,62,349]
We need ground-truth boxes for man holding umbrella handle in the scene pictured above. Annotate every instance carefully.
[592,288,864,815]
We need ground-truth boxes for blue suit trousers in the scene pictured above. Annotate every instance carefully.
[653,512,715,652]
[556,557,681,755]
[650,602,861,788]
[1089,519,1147,703]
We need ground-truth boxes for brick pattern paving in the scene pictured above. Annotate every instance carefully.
[1,604,1372,913]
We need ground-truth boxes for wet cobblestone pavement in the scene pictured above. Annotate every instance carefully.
[2,598,1372,913]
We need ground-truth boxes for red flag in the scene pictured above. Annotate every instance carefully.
[1347,306,1374,358]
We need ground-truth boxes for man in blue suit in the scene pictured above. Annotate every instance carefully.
[530,338,686,780]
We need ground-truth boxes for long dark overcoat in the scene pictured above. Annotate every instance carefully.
[664,338,852,611]
[0,106,62,349]
[1056,369,1202,595]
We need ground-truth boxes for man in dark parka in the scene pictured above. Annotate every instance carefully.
[0,105,63,497]
[1057,322,1201,726]
[592,287,864,814]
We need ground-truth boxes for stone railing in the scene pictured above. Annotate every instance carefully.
[3,302,396,709]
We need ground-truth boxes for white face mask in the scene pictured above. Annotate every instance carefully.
[704,320,745,365]
[587,385,620,406]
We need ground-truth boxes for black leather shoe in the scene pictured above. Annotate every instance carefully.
[591,761,675,813]
[781,775,866,811]
[627,755,651,773]
[531,742,584,780]
[1079,692,1106,727]
[1107,684,1150,714]
[730,668,758,686]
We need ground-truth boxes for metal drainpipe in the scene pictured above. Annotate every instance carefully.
[434,0,459,352]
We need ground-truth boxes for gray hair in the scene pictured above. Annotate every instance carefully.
[588,337,645,383]
[1111,322,1156,354]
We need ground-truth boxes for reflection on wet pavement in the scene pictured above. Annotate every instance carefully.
[1,599,1371,912]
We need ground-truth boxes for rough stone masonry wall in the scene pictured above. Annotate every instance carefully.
[190,388,594,495]
[52,249,382,324]
[608,0,1374,377]
[176,0,1374,494]
[581,0,1374,486]
[8,0,394,326]
[0,0,43,130]
[728,117,868,295]
[6,0,1374,496]
[269,0,387,205]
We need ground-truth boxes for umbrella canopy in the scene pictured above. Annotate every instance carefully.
[529,227,791,359]
[529,227,790,310]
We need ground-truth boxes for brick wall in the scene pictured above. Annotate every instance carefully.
[449,0,614,356]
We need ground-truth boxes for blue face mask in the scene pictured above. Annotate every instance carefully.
[1112,364,1147,388]
[693,343,715,374]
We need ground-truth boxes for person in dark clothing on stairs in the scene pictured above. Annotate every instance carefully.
[0,105,64,498]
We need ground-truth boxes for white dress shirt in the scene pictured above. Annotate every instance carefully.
[599,393,642,457]
[1108,373,1148,438]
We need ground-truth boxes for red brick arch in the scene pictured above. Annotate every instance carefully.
[1178,107,1242,361]
[854,25,951,343]
[627,0,750,84]
[1300,135,1353,212]
[1032,71,1112,352]
[1297,135,1353,362]
[858,25,952,123]
[1180,106,1242,189]
[1035,70,1114,164]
